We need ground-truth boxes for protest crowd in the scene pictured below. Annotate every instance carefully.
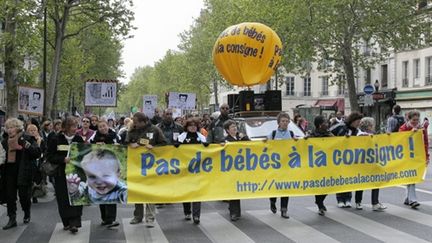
[0,104,429,234]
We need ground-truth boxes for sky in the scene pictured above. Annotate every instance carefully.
[121,0,205,83]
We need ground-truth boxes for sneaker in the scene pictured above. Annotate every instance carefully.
[193,216,200,224]
[101,221,110,226]
[107,221,120,228]
[230,215,239,221]
[355,203,363,210]
[129,218,142,224]
[410,201,420,209]
[337,202,345,208]
[372,203,387,211]
[345,202,352,208]
[23,216,31,224]
[281,211,289,219]
[318,208,325,216]
[185,214,192,220]
[69,226,78,234]
[145,220,154,228]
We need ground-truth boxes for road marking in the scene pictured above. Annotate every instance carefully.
[364,204,432,227]
[307,206,428,243]
[199,212,255,243]
[48,220,91,243]
[396,185,432,195]
[122,218,168,243]
[0,205,6,217]
[248,210,339,243]
[0,224,27,243]
[421,201,432,207]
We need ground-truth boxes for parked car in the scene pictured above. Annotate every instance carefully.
[232,111,305,140]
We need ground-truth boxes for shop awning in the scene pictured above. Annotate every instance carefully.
[315,99,338,107]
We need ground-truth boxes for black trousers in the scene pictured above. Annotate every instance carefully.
[54,174,82,228]
[229,200,241,217]
[99,204,117,223]
[315,194,327,208]
[336,192,352,203]
[355,189,380,205]
[183,202,201,217]
[270,197,289,211]
[4,163,32,218]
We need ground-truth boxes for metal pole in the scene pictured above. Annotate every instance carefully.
[43,1,47,119]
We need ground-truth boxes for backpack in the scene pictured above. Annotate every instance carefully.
[272,130,294,139]
[392,115,405,132]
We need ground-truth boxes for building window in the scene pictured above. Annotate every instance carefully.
[303,77,311,96]
[321,76,329,96]
[414,58,420,86]
[285,76,295,96]
[365,68,371,84]
[337,83,346,96]
[402,61,409,87]
[426,56,432,85]
[381,64,388,88]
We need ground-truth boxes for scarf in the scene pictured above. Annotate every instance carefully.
[7,133,22,163]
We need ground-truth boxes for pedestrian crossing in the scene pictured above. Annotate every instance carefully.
[2,201,432,242]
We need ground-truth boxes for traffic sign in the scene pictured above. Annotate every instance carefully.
[364,94,374,106]
[363,84,374,95]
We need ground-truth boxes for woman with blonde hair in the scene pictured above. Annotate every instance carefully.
[1,118,41,230]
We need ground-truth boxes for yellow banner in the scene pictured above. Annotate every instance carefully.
[127,131,427,203]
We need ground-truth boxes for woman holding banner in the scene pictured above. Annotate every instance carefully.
[126,112,166,227]
[399,110,430,209]
[223,120,250,221]
[355,117,387,211]
[267,112,294,219]
[89,119,122,228]
[308,115,333,216]
[329,112,363,208]
[176,118,207,224]
[46,117,84,234]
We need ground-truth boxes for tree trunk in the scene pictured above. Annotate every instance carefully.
[213,79,219,108]
[46,5,70,119]
[4,0,19,118]
[342,41,360,113]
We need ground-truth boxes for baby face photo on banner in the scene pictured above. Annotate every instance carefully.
[66,143,128,205]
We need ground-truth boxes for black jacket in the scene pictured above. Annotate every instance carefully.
[225,133,250,142]
[89,129,120,144]
[157,121,183,145]
[207,115,230,143]
[46,132,84,176]
[1,133,41,186]
[126,123,167,146]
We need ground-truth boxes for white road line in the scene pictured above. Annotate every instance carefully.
[199,212,255,243]
[306,206,428,243]
[0,205,6,217]
[0,224,28,243]
[48,220,91,243]
[247,210,340,243]
[122,218,168,243]
[364,203,432,227]
[421,201,432,207]
[396,185,432,195]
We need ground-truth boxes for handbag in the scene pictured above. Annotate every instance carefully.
[41,160,59,176]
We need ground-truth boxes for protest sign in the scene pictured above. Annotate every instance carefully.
[66,144,127,205]
[127,131,427,203]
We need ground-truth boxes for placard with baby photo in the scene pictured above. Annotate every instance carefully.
[65,143,127,206]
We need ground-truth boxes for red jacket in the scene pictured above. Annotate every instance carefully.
[399,123,429,161]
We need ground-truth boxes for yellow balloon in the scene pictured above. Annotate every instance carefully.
[213,22,282,87]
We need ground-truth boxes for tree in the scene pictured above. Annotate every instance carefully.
[1,0,40,118]
[45,0,134,118]
[281,0,428,112]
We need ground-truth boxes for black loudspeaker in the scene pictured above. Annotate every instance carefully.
[239,90,255,111]
[228,94,240,113]
[264,90,282,111]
